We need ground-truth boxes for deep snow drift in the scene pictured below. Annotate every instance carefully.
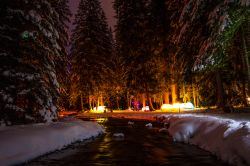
[158,114,250,166]
[0,118,104,166]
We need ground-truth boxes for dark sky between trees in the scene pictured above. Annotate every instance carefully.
[69,0,116,30]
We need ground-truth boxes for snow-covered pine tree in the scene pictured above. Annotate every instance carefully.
[0,0,68,125]
[49,0,71,82]
[49,0,72,110]
[114,0,142,109]
[70,0,113,109]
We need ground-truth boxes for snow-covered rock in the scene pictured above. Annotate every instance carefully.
[145,123,153,128]
[0,118,104,166]
[113,133,125,138]
[159,128,168,133]
[112,133,125,141]
[128,121,134,125]
[159,114,250,166]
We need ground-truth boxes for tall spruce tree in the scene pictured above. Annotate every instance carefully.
[70,0,113,110]
[114,0,163,110]
[149,0,172,105]
[0,0,70,125]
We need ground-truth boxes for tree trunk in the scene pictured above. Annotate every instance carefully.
[129,97,132,109]
[240,42,248,106]
[241,27,250,98]
[134,95,138,111]
[171,84,177,104]
[127,92,130,109]
[215,71,226,111]
[100,94,104,106]
[160,93,164,106]
[142,93,146,108]
[163,91,169,104]
[97,97,99,107]
[108,97,113,111]
[192,84,196,107]
[243,79,248,106]
[96,97,99,110]
[116,97,120,110]
[89,96,92,110]
[80,93,83,112]
[183,84,186,103]
[196,89,199,107]
[145,83,154,111]
[149,97,155,111]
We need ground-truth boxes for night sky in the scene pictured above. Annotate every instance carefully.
[69,0,116,30]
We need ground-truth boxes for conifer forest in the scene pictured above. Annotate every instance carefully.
[0,0,249,125]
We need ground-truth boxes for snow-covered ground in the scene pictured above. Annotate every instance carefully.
[0,118,104,166]
[157,114,250,166]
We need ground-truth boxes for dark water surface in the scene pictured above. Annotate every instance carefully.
[23,118,229,166]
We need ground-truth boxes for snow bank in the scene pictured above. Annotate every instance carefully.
[0,118,104,166]
[159,114,250,166]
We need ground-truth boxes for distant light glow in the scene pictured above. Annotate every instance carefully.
[142,106,150,111]
[96,118,108,123]
[182,102,195,109]
[173,103,181,109]
[93,106,106,113]
[247,98,250,104]
[161,102,194,111]
[161,104,173,110]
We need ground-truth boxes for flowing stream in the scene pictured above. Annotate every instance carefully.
[23,118,229,166]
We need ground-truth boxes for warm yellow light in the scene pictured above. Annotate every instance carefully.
[96,118,108,123]
[142,106,150,111]
[161,102,194,111]
[247,98,250,104]
[92,106,106,113]
[161,104,173,110]
[173,103,181,108]
[182,102,194,109]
